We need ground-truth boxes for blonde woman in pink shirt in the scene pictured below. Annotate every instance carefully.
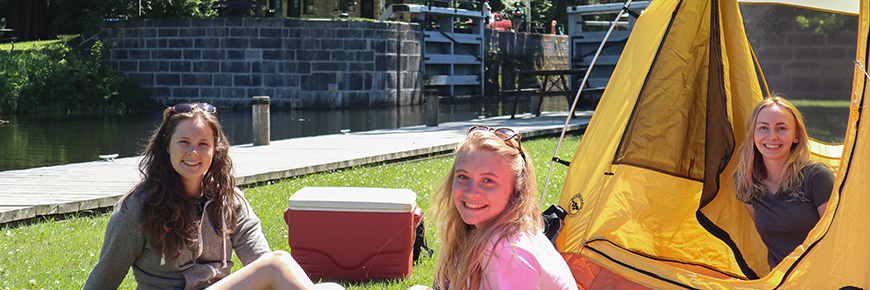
[410,126,578,290]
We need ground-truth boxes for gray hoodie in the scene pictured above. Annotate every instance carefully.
[83,188,271,290]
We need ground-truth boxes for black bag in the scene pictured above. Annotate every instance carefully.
[413,217,433,263]
[542,204,567,245]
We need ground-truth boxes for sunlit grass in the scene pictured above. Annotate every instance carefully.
[0,135,581,289]
[0,34,78,51]
[790,99,852,108]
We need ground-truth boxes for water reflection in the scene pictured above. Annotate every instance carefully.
[0,97,570,172]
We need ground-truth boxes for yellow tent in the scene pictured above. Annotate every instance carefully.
[555,0,868,288]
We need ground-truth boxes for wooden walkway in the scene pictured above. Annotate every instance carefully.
[0,111,591,225]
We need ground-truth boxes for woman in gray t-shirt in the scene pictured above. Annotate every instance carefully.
[733,96,834,269]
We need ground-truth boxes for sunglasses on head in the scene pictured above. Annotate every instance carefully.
[170,103,217,114]
[466,125,525,157]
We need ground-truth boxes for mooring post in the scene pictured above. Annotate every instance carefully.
[426,89,440,127]
[252,96,270,146]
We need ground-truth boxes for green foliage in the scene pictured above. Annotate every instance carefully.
[796,13,846,34]
[0,38,152,114]
[0,135,582,289]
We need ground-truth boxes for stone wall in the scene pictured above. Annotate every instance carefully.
[96,18,422,109]
[742,5,858,101]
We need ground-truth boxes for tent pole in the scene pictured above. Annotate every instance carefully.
[540,0,637,208]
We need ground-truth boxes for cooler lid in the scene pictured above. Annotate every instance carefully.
[287,187,417,213]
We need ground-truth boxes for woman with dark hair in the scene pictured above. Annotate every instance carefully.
[733,96,835,268]
[85,103,342,290]
[410,126,577,290]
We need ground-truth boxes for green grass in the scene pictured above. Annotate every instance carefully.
[0,34,78,51]
[0,135,581,289]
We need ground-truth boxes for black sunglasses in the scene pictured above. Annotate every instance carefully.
[170,103,217,114]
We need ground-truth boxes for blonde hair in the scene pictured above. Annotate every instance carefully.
[734,95,813,202]
[429,130,541,290]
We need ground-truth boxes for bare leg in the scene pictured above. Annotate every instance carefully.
[209,250,345,290]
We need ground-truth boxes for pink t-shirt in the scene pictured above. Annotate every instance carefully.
[479,231,578,290]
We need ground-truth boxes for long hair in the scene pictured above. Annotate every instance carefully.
[120,107,240,260]
[430,130,541,290]
[734,95,813,202]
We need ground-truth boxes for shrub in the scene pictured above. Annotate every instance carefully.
[0,39,153,114]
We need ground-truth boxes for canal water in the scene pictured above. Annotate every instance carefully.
[0,97,573,172]
[0,97,850,172]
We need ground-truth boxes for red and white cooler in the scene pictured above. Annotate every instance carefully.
[283,187,422,282]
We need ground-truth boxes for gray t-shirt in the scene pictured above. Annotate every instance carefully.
[748,162,834,268]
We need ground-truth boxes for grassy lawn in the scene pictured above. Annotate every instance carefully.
[0,34,78,51]
[0,135,581,289]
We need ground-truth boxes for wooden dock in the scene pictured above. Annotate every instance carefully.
[0,111,591,225]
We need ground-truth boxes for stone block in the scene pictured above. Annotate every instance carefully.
[223,38,250,49]
[171,61,192,72]
[355,51,375,62]
[158,28,179,37]
[200,87,221,98]
[299,38,320,49]
[227,50,245,60]
[331,50,353,62]
[263,50,283,60]
[231,28,257,37]
[138,29,158,38]
[191,18,223,27]
[345,39,368,50]
[264,75,286,87]
[234,75,252,86]
[364,29,385,39]
[337,29,362,39]
[214,75,232,86]
[173,87,200,98]
[193,61,219,72]
[156,74,181,86]
[348,73,363,90]
[202,50,226,60]
[148,87,170,98]
[245,49,263,60]
[183,74,213,86]
[287,75,300,87]
[260,28,283,38]
[298,62,311,74]
[251,74,262,86]
[313,62,347,71]
[195,38,221,48]
[252,62,262,73]
[128,73,154,85]
[140,61,169,72]
[179,28,206,37]
[321,39,343,49]
[251,38,282,49]
[118,61,138,71]
[279,62,298,73]
[129,50,151,60]
[112,49,129,60]
[298,50,329,61]
[208,27,229,37]
[147,39,168,48]
[221,61,251,73]
[222,87,246,98]
[156,50,182,59]
[183,50,202,60]
[168,39,194,49]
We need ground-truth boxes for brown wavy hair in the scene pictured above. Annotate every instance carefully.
[734,95,813,202]
[120,106,240,260]
[429,129,541,290]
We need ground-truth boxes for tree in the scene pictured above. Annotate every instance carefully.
[3,0,64,41]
